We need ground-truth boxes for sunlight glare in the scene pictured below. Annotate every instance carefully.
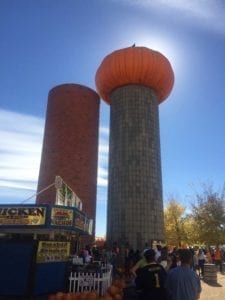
[117,28,185,82]
[134,34,180,76]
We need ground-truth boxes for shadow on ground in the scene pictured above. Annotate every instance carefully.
[203,281,222,287]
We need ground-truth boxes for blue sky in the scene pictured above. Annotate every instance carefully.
[0,0,225,237]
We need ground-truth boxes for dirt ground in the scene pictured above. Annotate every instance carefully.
[200,272,225,300]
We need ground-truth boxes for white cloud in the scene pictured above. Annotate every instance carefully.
[0,109,44,200]
[99,126,110,136]
[97,177,108,187]
[0,109,109,201]
[98,143,109,154]
[0,179,37,191]
[119,0,225,34]
[98,167,108,177]
[0,186,35,203]
[97,129,109,187]
[0,109,44,134]
[97,167,108,187]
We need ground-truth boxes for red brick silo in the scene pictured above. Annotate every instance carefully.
[36,84,100,238]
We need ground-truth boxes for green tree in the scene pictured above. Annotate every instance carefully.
[191,184,225,246]
[183,215,199,246]
[164,199,188,247]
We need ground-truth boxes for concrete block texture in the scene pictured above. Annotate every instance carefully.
[36,84,100,237]
[107,85,164,250]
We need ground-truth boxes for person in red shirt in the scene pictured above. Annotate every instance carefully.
[214,247,222,272]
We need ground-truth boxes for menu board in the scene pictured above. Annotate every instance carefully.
[36,241,70,263]
[0,207,46,226]
[50,207,73,227]
[74,211,85,231]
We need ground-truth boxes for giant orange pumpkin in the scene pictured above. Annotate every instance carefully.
[95,46,174,104]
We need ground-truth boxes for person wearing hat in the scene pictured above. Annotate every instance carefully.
[130,248,150,277]
[135,248,167,300]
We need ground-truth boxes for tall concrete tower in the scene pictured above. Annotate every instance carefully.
[36,84,100,238]
[95,47,174,250]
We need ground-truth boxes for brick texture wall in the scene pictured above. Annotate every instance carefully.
[36,84,100,238]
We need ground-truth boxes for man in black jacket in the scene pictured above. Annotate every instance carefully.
[135,248,167,300]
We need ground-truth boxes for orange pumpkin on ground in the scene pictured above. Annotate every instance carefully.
[102,295,113,300]
[113,294,123,300]
[55,292,64,300]
[113,279,126,289]
[107,285,121,297]
[78,291,89,300]
[86,291,99,300]
[69,292,80,300]
[62,293,73,300]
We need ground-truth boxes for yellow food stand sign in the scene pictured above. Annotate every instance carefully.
[0,207,46,226]
[50,207,73,226]
[36,241,70,263]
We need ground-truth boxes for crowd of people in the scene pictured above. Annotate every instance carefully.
[134,248,201,300]
[122,245,225,275]
[76,244,225,299]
